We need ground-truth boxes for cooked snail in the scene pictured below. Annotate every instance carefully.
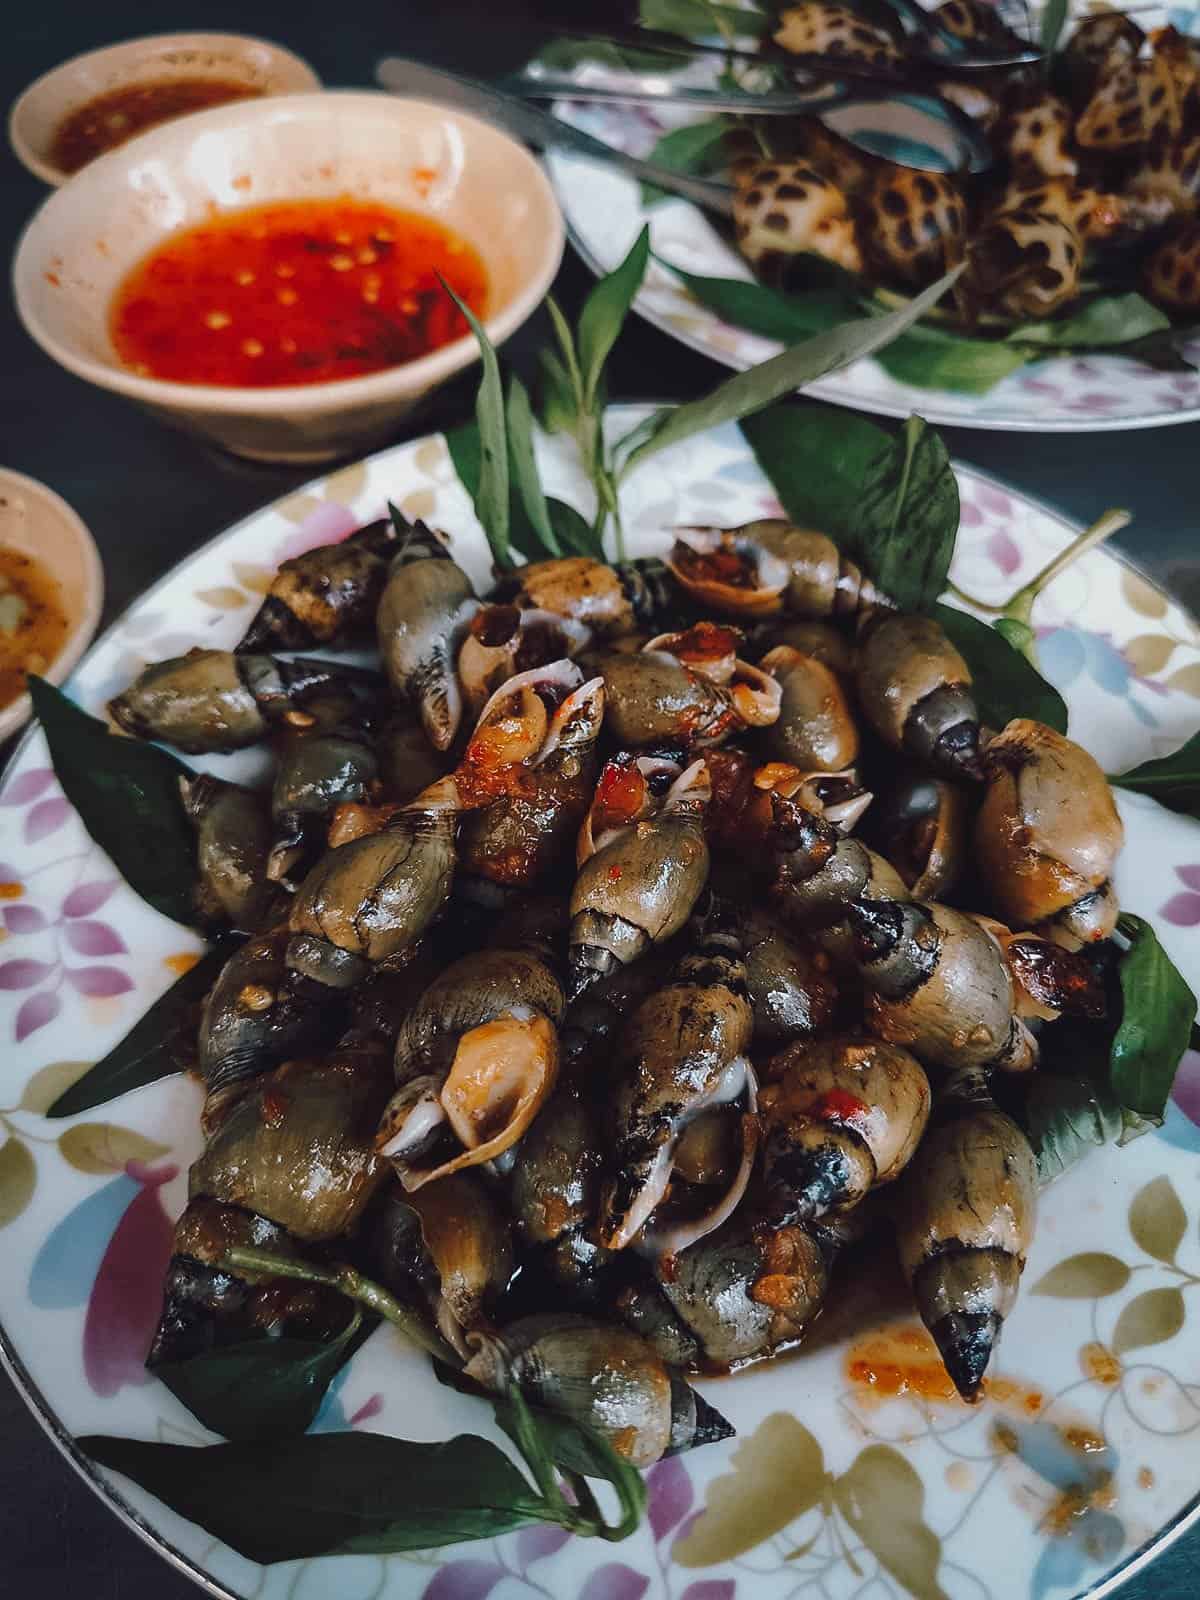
[239,516,399,652]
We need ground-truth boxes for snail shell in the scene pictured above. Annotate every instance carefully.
[734,161,864,283]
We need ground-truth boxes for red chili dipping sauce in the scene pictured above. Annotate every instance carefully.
[110,198,489,388]
[51,78,263,174]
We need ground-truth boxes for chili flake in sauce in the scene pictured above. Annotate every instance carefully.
[0,550,70,711]
[50,78,263,175]
[110,198,488,388]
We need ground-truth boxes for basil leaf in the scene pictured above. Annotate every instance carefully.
[640,0,770,36]
[577,227,650,411]
[1110,731,1200,820]
[538,347,578,435]
[931,604,1068,733]
[617,265,964,481]
[641,120,732,206]
[82,1432,551,1563]
[874,321,1032,395]
[442,282,510,568]
[1111,913,1197,1119]
[1040,0,1069,56]
[28,677,198,928]
[1009,293,1170,350]
[448,421,600,562]
[507,376,561,557]
[740,403,957,612]
[1020,1071,1123,1184]
[672,267,1030,395]
[151,1308,374,1442]
[46,938,233,1118]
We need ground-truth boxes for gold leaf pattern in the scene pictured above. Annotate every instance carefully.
[1111,1286,1187,1355]
[414,439,447,476]
[1123,634,1176,677]
[833,1445,948,1600]
[1032,1252,1131,1298]
[19,1060,92,1114]
[58,1123,170,1175]
[324,461,367,505]
[276,493,323,524]
[1129,1176,1187,1265]
[231,563,274,596]
[1121,569,1169,620]
[1166,663,1200,697]
[674,1412,825,1567]
[0,1138,35,1228]
[194,587,249,611]
[400,489,437,523]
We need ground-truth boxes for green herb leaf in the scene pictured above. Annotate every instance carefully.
[618,265,964,481]
[46,940,232,1117]
[1019,1072,1123,1184]
[507,375,561,556]
[547,497,604,557]
[28,677,197,928]
[151,1308,373,1442]
[1008,293,1170,350]
[739,402,958,612]
[640,0,770,36]
[640,121,733,206]
[1111,913,1197,1119]
[538,348,578,435]
[535,37,683,72]
[1110,731,1200,820]
[1116,329,1197,374]
[1039,0,1069,56]
[82,1432,552,1563]
[441,281,510,568]
[932,604,1068,733]
[577,227,651,411]
[447,420,601,562]
[672,266,1031,396]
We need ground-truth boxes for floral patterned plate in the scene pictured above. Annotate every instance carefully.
[2,407,1200,1600]
[541,3,1200,432]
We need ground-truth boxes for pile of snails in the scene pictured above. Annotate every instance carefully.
[732,1,1200,321]
[112,510,1124,1467]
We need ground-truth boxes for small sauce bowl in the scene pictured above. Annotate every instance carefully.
[0,471,104,743]
[9,32,320,186]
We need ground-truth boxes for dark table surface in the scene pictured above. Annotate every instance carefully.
[1,2,1198,1596]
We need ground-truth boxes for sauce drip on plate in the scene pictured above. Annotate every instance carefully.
[110,198,488,388]
[50,78,263,174]
[0,550,70,710]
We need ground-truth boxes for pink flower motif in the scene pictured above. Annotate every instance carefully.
[83,1162,178,1397]
[1020,378,1064,399]
[65,965,134,998]
[0,958,54,990]
[976,484,1013,517]
[4,905,47,934]
[986,529,1022,578]
[348,1393,385,1427]
[25,799,72,844]
[62,882,117,919]
[647,1455,694,1543]
[16,990,61,1041]
[1161,866,1200,926]
[959,500,984,529]
[1172,1050,1200,1128]
[274,502,360,564]
[0,768,56,807]
[64,921,128,958]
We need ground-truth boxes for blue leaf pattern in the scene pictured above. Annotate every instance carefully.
[28,1174,139,1309]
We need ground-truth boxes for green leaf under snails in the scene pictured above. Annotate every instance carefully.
[1109,730,1200,820]
[46,940,234,1118]
[1018,1071,1123,1185]
[641,121,734,206]
[1007,293,1170,351]
[150,1307,374,1443]
[931,604,1069,734]
[1111,913,1197,1120]
[29,676,198,928]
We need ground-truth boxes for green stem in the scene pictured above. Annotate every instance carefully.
[953,508,1132,619]
[223,1246,459,1367]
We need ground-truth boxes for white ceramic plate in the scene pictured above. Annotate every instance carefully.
[544,4,1200,432]
[2,408,1200,1600]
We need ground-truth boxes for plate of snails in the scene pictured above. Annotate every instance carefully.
[544,1,1200,430]
[0,405,1198,1600]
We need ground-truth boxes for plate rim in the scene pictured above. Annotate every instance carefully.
[549,152,1200,435]
[1,409,1197,1600]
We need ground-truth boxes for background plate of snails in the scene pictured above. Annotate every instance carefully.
[543,2,1200,431]
[1,405,1200,1600]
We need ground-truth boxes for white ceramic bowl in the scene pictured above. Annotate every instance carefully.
[13,91,566,463]
[8,32,321,187]
[0,470,104,742]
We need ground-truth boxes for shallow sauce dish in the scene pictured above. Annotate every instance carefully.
[8,32,320,187]
[1,410,1199,1600]
[0,469,103,742]
[13,92,565,462]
